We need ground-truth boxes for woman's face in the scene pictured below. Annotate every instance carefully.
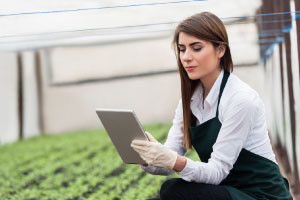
[178,32,224,80]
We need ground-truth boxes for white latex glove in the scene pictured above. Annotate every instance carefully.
[145,131,158,143]
[131,132,178,170]
[140,132,158,167]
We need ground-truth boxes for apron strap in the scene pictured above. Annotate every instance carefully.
[216,71,230,117]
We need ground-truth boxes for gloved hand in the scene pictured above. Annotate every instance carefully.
[131,132,178,170]
[145,131,158,143]
[139,132,157,168]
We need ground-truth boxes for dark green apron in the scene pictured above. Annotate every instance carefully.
[189,71,292,200]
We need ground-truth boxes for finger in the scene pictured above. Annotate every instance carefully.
[131,142,148,148]
[131,143,148,150]
[131,144,149,153]
[140,157,150,164]
[134,149,151,158]
[148,162,156,167]
[139,154,152,163]
[131,140,151,146]
[145,132,157,142]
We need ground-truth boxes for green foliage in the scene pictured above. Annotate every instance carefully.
[0,123,199,200]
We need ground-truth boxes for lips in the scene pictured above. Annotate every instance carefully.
[185,66,196,71]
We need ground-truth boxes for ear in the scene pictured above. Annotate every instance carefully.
[216,44,226,59]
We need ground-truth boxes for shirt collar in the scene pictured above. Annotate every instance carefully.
[191,69,224,107]
[191,81,202,103]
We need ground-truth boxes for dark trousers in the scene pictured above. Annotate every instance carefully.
[148,178,232,200]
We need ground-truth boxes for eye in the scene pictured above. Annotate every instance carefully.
[179,48,185,53]
[194,48,202,52]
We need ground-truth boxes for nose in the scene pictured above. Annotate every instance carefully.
[182,49,192,62]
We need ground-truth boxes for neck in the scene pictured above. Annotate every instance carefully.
[201,68,222,99]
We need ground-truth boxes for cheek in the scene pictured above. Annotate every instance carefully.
[195,51,211,64]
[198,50,218,66]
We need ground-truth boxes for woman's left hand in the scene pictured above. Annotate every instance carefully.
[131,135,177,170]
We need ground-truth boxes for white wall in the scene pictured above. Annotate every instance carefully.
[49,36,177,84]
[43,72,181,133]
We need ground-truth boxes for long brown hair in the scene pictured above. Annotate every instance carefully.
[172,12,233,149]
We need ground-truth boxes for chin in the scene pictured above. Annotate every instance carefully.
[187,74,201,80]
[187,72,203,80]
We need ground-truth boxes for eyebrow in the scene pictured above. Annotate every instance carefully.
[177,42,203,47]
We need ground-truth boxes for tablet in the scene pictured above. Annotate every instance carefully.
[96,108,149,164]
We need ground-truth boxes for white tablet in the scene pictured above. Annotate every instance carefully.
[96,108,149,164]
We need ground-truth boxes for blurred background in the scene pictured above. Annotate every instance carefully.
[0,0,300,199]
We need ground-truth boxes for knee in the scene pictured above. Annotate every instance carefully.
[160,178,183,200]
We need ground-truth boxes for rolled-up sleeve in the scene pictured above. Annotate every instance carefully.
[178,92,258,184]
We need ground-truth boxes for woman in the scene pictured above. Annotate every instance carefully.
[130,12,292,200]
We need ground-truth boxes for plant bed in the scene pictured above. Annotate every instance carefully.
[0,123,199,200]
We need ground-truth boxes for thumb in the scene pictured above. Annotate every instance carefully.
[145,132,158,142]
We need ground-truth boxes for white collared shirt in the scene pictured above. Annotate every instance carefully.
[141,69,276,184]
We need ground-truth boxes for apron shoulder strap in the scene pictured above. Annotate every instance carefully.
[216,71,230,117]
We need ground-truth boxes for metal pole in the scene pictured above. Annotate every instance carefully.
[17,53,23,140]
[35,51,45,134]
